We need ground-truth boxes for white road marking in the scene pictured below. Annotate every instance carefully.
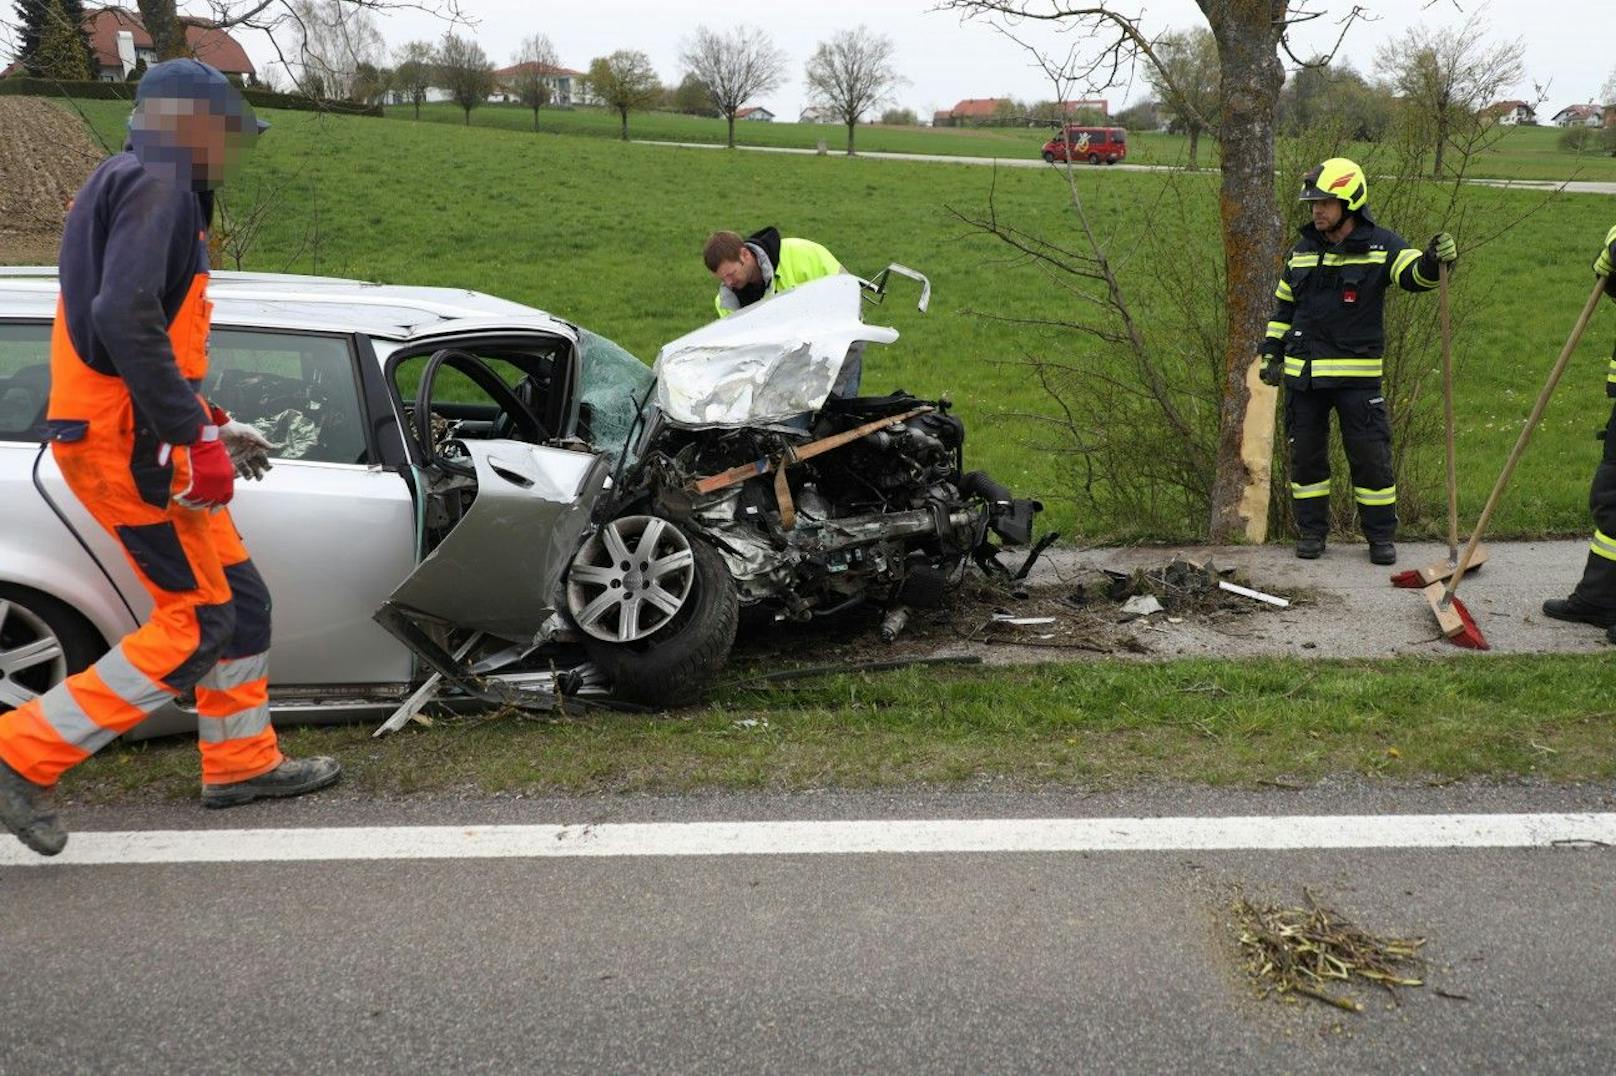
[2,813,1613,867]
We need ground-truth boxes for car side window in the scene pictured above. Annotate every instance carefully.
[0,322,51,442]
[203,329,369,465]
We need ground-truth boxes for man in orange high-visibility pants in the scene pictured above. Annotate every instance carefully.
[0,60,340,857]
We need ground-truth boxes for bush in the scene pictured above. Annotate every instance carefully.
[0,78,382,116]
[1559,125,1596,152]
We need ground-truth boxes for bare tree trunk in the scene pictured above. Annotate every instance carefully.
[1204,1,1287,543]
[413,99,420,120]
[845,118,856,155]
[134,0,185,60]
[463,107,470,125]
[532,107,539,132]
[727,113,736,148]
[1433,115,1447,178]
[1187,125,1201,170]
[619,108,629,140]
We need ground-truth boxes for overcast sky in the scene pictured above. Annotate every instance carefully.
[233,1,1613,119]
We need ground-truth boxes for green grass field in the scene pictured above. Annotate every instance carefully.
[52,99,1616,542]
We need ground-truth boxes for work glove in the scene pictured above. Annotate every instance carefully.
[208,403,276,481]
[1258,354,1284,387]
[1427,232,1457,265]
[1595,239,1614,279]
[159,423,235,510]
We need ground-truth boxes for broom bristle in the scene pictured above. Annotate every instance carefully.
[1445,596,1490,650]
[1390,569,1424,588]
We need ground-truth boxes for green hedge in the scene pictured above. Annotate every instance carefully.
[0,77,381,116]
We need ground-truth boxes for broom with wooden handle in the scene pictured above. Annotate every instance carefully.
[1392,262,1489,586]
[1424,272,1611,649]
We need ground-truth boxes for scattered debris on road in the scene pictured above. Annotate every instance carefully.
[1235,889,1426,1013]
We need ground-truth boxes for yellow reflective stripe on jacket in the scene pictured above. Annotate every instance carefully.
[1353,485,1397,507]
[1291,480,1331,499]
[1283,357,1306,376]
[1591,530,1616,563]
[1288,253,1320,268]
[1321,251,1388,266]
[1266,320,1289,340]
[1308,357,1383,378]
[1606,359,1616,385]
[1392,248,1422,278]
[1275,279,1294,302]
[1605,224,1616,247]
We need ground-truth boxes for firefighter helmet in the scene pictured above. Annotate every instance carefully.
[1299,157,1368,212]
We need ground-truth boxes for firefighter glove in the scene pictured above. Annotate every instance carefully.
[1259,354,1284,387]
[161,424,235,509]
[1596,240,1614,279]
[1428,232,1457,265]
[209,403,276,481]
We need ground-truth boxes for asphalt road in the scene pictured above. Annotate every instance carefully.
[634,139,1616,195]
[3,785,1613,1074]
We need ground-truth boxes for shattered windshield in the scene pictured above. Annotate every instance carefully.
[576,329,655,468]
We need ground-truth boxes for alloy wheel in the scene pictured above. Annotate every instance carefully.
[566,516,697,643]
[0,598,68,709]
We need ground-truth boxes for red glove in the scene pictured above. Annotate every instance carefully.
[159,423,235,509]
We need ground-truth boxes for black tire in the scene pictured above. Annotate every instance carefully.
[583,534,739,707]
[0,584,105,715]
[1088,153,1101,165]
[1041,150,1056,163]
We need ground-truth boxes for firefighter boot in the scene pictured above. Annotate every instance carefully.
[1296,536,1326,559]
[1369,542,1397,566]
[0,758,67,856]
[202,755,342,809]
[1542,596,1616,628]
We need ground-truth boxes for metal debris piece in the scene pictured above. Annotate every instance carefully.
[1120,595,1164,618]
[1235,890,1426,1013]
[1218,580,1291,608]
[990,614,1058,626]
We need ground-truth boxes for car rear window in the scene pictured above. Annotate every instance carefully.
[0,321,50,442]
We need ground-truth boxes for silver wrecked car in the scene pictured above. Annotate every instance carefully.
[0,267,1039,734]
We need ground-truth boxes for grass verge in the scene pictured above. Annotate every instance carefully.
[61,653,1616,803]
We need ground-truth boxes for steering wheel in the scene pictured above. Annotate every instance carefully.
[414,348,551,477]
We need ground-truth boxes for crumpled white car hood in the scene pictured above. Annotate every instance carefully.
[652,274,898,428]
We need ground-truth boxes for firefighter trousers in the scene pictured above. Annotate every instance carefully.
[0,419,283,787]
[1571,401,1616,610]
[1284,384,1398,543]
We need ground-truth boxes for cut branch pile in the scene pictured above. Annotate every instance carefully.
[1235,890,1426,1013]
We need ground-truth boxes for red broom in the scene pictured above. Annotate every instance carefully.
[1425,273,1611,649]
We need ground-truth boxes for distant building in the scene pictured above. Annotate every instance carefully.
[735,106,775,122]
[798,105,838,124]
[1482,100,1536,126]
[490,61,598,107]
[933,98,1010,126]
[82,5,255,84]
[1552,103,1605,128]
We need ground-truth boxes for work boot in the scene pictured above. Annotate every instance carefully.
[1542,595,1616,628]
[1369,542,1397,566]
[1295,536,1326,559]
[1607,624,1616,646]
[0,759,67,856]
[202,755,342,809]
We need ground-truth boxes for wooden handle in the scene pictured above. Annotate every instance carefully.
[1440,262,1458,564]
[1443,274,1610,604]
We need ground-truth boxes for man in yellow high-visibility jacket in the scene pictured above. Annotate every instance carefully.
[703,226,858,395]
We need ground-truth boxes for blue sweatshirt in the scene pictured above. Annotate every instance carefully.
[56,151,211,444]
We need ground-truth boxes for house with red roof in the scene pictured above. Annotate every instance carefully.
[82,6,255,84]
[490,60,598,107]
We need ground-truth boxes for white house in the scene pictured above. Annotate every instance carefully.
[1552,103,1605,128]
[1484,100,1536,126]
[736,106,775,122]
[490,62,599,107]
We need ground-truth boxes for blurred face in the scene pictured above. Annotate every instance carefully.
[1310,198,1347,235]
[129,95,257,191]
[713,247,758,291]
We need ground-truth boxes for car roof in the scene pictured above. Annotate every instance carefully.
[0,267,578,343]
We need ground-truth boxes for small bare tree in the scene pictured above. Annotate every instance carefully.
[1147,28,1219,170]
[803,26,905,155]
[679,24,788,149]
[392,40,434,118]
[436,32,494,126]
[587,49,661,141]
[510,32,559,132]
[287,0,386,99]
[1378,13,1526,179]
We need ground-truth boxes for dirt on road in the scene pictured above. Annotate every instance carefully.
[0,97,105,264]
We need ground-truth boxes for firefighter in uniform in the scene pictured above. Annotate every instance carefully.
[0,60,340,857]
[1542,224,1616,640]
[702,227,862,395]
[1260,157,1458,564]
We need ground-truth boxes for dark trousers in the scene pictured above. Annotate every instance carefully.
[1284,384,1397,543]
[1571,401,1616,609]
